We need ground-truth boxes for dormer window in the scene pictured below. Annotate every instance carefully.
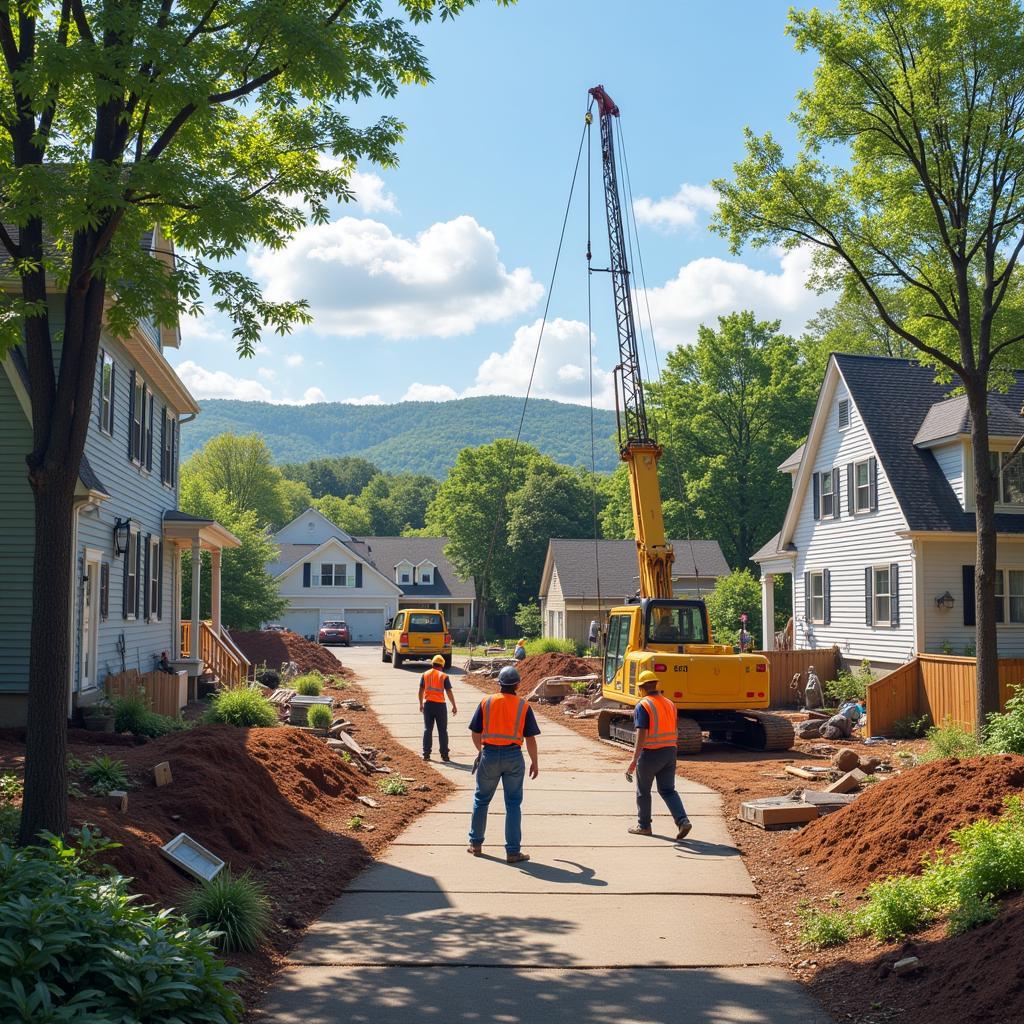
[838,398,850,430]
[417,561,435,585]
[396,560,414,585]
[993,451,1024,505]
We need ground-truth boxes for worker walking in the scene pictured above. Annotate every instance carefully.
[627,671,692,840]
[419,655,457,762]
[467,665,540,864]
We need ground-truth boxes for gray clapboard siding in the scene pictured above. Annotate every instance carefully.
[932,442,966,509]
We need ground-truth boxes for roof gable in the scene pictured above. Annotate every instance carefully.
[273,506,352,546]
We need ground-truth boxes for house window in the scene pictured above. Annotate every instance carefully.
[130,375,145,464]
[99,563,109,620]
[993,452,1024,505]
[872,566,891,626]
[457,606,466,617]
[148,537,161,621]
[1009,571,1024,624]
[420,570,432,584]
[161,408,177,487]
[855,460,871,512]
[819,471,834,519]
[809,571,825,623]
[401,572,411,584]
[317,564,348,587]
[124,530,139,619]
[838,398,850,430]
[99,350,114,436]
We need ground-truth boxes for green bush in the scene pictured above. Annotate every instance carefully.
[203,686,278,728]
[891,712,931,740]
[83,755,129,796]
[859,875,937,941]
[921,716,983,762]
[824,659,873,705]
[256,667,281,687]
[947,892,999,936]
[983,688,1024,755]
[524,637,579,656]
[513,602,543,640]
[293,673,324,696]
[0,829,242,1022]
[306,703,333,731]
[113,691,188,738]
[797,902,855,948]
[704,568,762,647]
[570,680,591,695]
[378,775,408,796]
[0,772,21,802]
[183,870,272,953]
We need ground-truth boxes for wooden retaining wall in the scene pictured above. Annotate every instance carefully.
[104,668,188,718]
[764,647,842,707]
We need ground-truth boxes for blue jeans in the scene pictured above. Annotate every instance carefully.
[422,702,448,757]
[636,745,688,830]
[468,744,525,854]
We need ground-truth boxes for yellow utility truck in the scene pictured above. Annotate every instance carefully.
[383,609,453,669]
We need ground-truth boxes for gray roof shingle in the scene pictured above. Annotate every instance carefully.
[913,392,1024,446]
[546,538,729,602]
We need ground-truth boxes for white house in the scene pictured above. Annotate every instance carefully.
[753,352,1024,670]
[539,538,729,646]
[266,508,476,642]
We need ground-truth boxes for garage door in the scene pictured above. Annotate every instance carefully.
[345,609,386,643]
[282,609,318,639]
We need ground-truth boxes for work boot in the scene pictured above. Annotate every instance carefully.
[467,843,482,856]
[628,826,653,836]
[506,852,530,864]
[675,818,693,840]
[422,753,430,761]
[441,754,451,763]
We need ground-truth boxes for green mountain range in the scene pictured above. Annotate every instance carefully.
[181,396,620,477]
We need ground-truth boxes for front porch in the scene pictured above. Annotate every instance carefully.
[754,547,797,652]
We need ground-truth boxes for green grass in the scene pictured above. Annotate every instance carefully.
[524,637,581,656]
[203,686,278,728]
[378,775,408,796]
[797,901,855,949]
[293,673,324,696]
[306,703,333,731]
[348,815,364,830]
[83,756,129,796]
[182,870,272,952]
[920,716,983,762]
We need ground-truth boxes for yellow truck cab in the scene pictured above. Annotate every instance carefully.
[383,609,452,669]
[599,598,791,752]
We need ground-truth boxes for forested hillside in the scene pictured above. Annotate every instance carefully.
[180,396,619,476]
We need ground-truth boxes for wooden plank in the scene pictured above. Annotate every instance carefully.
[763,648,842,707]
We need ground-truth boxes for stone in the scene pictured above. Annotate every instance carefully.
[833,748,860,772]
[153,761,172,787]
[795,720,823,740]
[861,756,882,774]
[824,768,867,794]
[356,796,379,808]
[108,789,128,812]
[893,956,921,976]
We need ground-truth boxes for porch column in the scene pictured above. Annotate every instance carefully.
[172,542,182,654]
[211,548,222,634]
[761,573,775,651]
[190,539,201,660]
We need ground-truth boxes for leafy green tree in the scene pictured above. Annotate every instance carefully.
[279,478,315,526]
[713,0,1024,723]
[180,479,286,632]
[704,569,762,647]
[357,473,439,534]
[182,433,288,528]
[514,602,543,639]
[7,0,510,842]
[282,456,380,500]
[315,494,373,536]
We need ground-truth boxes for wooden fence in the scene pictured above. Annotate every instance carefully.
[104,668,188,717]
[763,647,842,707]
[866,654,1024,735]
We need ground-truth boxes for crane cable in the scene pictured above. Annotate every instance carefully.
[469,116,590,649]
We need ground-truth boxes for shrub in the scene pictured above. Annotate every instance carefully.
[182,870,272,953]
[83,755,129,795]
[824,659,873,705]
[704,568,761,646]
[859,875,936,941]
[348,815,364,830]
[891,712,931,740]
[204,686,278,728]
[307,703,333,731]
[947,892,1000,936]
[293,673,324,696]
[256,667,281,687]
[514,601,543,639]
[571,681,591,695]
[797,902,855,948]
[0,829,242,1022]
[921,716,983,762]
[113,691,187,738]
[983,688,1024,755]
[378,775,408,796]
[0,772,22,802]
[524,637,578,656]
[0,804,18,843]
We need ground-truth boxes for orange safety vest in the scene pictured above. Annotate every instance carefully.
[639,693,678,749]
[480,692,529,746]
[421,668,448,704]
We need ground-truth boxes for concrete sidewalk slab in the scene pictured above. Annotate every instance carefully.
[344,844,756,895]
[289,891,773,966]
[259,965,832,1024]
[428,769,715,794]
[409,788,722,816]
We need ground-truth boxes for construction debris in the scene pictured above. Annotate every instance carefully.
[153,761,172,787]
[825,768,869,794]
[833,748,861,772]
[739,797,818,830]
[800,790,859,813]
[160,832,224,882]
[356,795,379,808]
[289,694,334,726]
[784,764,832,781]
[108,789,128,812]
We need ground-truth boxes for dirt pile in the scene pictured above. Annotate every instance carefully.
[517,653,600,688]
[785,753,1024,889]
[230,629,347,677]
[77,724,363,906]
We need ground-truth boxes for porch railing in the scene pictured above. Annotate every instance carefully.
[180,620,250,687]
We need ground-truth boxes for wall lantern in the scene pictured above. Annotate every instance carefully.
[113,518,131,557]
[935,591,954,610]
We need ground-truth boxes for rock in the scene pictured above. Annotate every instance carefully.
[415,784,430,792]
[356,795,379,808]
[795,720,823,740]
[893,956,921,976]
[824,768,867,794]
[861,756,882,774]
[833,748,861,772]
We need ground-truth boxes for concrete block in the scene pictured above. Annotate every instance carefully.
[824,768,867,794]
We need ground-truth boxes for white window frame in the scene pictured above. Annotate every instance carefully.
[809,570,825,624]
[819,471,834,519]
[872,565,891,626]
[854,459,871,513]
[148,537,161,621]
[125,529,139,620]
[316,563,349,587]
[993,451,1024,507]
[99,350,114,436]
[161,408,177,488]
[838,398,850,430]
[131,376,145,464]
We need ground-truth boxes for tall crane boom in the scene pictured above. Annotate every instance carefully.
[589,84,674,600]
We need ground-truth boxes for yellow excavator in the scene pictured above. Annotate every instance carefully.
[588,85,794,753]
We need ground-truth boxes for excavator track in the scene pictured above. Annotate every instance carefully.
[738,710,796,751]
[597,709,704,754]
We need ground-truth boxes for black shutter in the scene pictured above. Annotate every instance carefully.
[122,539,130,619]
[823,568,831,625]
[127,369,136,460]
[303,563,311,588]
[100,563,109,620]
[847,463,855,515]
[160,406,167,483]
[832,467,841,519]
[170,418,178,487]
[97,350,104,428]
[145,392,154,471]
[803,570,811,621]
[143,534,151,620]
[135,537,142,618]
[108,362,115,435]
[865,567,873,626]
[812,473,820,521]
[869,457,878,510]
[355,563,363,588]
[157,541,164,620]
[890,562,900,628]
[963,565,976,626]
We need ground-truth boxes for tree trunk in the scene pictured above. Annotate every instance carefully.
[967,383,1001,733]
[18,469,76,842]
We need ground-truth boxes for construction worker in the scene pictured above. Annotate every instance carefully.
[513,638,527,661]
[467,665,540,864]
[627,671,692,840]
[419,654,457,762]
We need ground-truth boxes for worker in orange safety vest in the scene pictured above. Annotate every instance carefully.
[419,654,457,762]
[627,671,692,841]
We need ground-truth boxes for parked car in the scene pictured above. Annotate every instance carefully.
[318,620,351,647]
[383,609,452,668]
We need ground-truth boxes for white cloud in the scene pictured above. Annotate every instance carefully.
[299,386,326,404]
[250,215,542,339]
[285,353,304,367]
[341,393,385,405]
[465,317,615,408]
[401,383,460,403]
[348,170,398,214]
[179,317,230,345]
[257,367,276,381]
[640,246,823,349]
[175,361,272,401]
[632,183,718,232]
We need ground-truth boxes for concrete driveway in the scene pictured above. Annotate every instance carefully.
[258,644,832,1024]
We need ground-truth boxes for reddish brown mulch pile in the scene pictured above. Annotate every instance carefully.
[230,629,351,678]
[515,653,599,688]
[784,754,1024,890]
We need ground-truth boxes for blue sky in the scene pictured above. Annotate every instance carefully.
[169,0,826,408]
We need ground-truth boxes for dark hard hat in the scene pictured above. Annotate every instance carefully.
[498,666,521,688]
